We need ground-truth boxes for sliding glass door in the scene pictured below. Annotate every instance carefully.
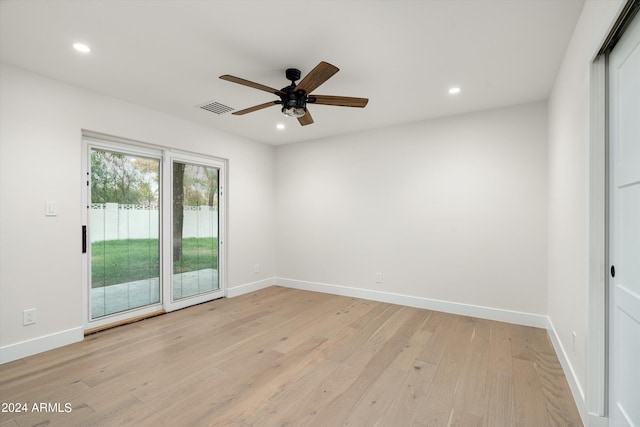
[89,147,161,320]
[166,155,224,311]
[83,135,226,328]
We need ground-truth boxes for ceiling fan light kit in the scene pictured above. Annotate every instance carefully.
[219,61,368,126]
[281,71,308,118]
[282,104,307,118]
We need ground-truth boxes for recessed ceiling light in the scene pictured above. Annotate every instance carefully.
[448,87,461,95]
[73,43,91,53]
[276,123,285,130]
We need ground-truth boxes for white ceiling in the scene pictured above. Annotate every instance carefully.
[0,0,584,146]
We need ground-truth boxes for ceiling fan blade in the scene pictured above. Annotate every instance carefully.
[232,101,279,115]
[295,61,339,94]
[298,110,314,126]
[220,75,284,95]
[310,95,369,108]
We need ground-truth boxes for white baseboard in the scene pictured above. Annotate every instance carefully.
[227,277,275,298]
[275,277,548,328]
[0,277,275,365]
[0,326,84,364]
[547,317,589,426]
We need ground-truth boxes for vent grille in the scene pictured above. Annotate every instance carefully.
[198,101,234,115]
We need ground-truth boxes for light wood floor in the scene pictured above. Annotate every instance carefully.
[0,286,582,426]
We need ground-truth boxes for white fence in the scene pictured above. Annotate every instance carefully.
[90,203,218,242]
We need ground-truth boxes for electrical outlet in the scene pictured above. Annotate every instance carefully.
[254,264,260,274]
[23,309,36,326]
[376,273,383,284]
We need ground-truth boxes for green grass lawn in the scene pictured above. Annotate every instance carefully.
[91,237,218,288]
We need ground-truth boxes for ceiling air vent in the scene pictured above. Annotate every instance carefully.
[198,101,234,115]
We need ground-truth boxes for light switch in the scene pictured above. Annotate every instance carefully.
[46,201,57,217]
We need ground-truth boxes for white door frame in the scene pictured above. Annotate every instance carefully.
[162,150,226,313]
[81,132,227,330]
[586,54,608,421]
[81,136,165,330]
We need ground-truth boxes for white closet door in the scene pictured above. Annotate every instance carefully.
[608,10,640,427]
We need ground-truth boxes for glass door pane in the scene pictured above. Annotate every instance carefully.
[90,149,161,319]
[172,161,219,300]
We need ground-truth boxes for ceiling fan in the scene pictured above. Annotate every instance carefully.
[219,61,368,126]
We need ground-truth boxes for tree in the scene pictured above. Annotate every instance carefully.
[90,150,158,205]
[173,162,186,262]
[173,163,218,261]
[205,167,218,207]
[182,164,218,207]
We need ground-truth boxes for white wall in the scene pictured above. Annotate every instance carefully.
[0,64,276,360]
[547,0,624,422]
[276,102,548,318]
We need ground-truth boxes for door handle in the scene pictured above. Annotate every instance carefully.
[611,265,616,278]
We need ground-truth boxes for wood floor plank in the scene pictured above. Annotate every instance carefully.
[484,370,517,427]
[530,327,556,355]
[449,409,484,427]
[390,314,433,371]
[453,318,491,417]
[177,336,330,426]
[513,357,550,426]
[286,338,389,426]
[272,296,375,354]
[243,359,340,426]
[374,359,438,426]
[344,366,408,426]
[327,303,402,363]
[0,287,583,427]
[308,307,428,426]
[511,324,535,361]
[534,350,583,426]
[416,311,460,365]
[488,321,514,373]
[413,316,475,426]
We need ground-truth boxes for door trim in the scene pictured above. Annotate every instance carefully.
[587,54,608,419]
